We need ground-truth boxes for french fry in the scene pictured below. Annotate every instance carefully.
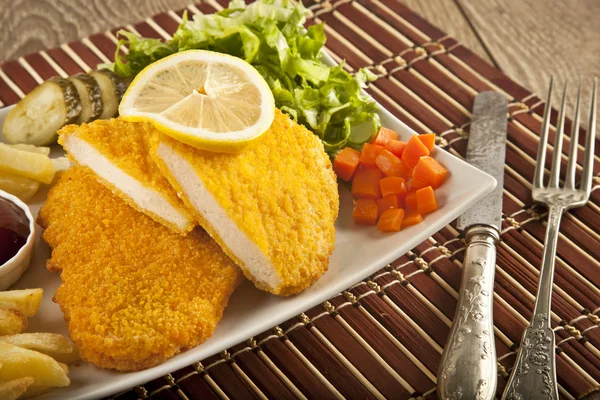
[0,308,27,335]
[0,333,79,363]
[5,144,51,156]
[0,377,34,400]
[0,343,70,395]
[0,171,40,202]
[0,289,43,317]
[52,157,71,173]
[21,386,51,399]
[0,144,55,184]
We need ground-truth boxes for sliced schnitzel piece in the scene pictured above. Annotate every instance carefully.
[151,109,339,296]
[58,119,194,234]
[38,167,242,371]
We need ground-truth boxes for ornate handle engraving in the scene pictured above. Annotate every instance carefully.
[437,226,499,400]
[502,206,562,400]
[502,315,557,400]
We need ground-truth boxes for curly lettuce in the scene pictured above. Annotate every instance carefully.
[110,0,380,154]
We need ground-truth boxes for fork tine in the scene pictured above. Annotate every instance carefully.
[565,83,582,189]
[535,77,554,188]
[581,78,597,194]
[549,82,568,188]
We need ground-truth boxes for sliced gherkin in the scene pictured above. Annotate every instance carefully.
[70,73,103,123]
[97,69,129,102]
[2,77,82,145]
[89,69,130,119]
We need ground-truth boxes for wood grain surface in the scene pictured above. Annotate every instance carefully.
[458,0,600,131]
[0,0,598,128]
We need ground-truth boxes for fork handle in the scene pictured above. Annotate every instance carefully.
[502,205,563,400]
[437,225,499,400]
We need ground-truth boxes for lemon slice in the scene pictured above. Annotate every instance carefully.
[119,50,275,153]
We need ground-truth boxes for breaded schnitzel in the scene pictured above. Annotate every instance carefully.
[151,109,339,296]
[58,119,194,234]
[38,167,242,371]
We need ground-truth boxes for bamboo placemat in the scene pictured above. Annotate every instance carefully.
[1,0,599,399]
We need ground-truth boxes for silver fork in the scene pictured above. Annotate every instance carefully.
[502,78,597,400]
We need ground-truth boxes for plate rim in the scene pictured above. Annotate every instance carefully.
[0,53,496,400]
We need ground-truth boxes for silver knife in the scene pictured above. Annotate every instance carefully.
[437,91,507,400]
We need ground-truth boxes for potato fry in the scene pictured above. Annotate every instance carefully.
[0,289,43,317]
[0,333,79,363]
[5,144,51,156]
[0,343,70,394]
[51,157,71,173]
[21,386,51,399]
[0,171,40,202]
[0,377,34,400]
[0,308,27,335]
[0,144,55,184]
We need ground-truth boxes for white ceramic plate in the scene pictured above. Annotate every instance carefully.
[0,55,495,400]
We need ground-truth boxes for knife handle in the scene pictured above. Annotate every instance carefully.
[437,225,499,400]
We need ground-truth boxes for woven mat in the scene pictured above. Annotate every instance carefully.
[2,0,600,399]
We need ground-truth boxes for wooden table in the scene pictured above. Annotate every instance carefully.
[1,2,599,399]
[1,0,598,128]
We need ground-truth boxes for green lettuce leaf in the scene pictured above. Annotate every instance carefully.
[110,0,380,155]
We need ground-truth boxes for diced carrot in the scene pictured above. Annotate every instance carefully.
[371,127,399,146]
[416,186,438,215]
[351,168,383,199]
[401,210,424,228]
[396,159,413,179]
[379,176,407,198]
[377,208,405,232]
[359,143,385,168]
[402,135,430,168]
[353,198,378,225]
[375,149,400,176]
[405,189,418,210]
[333,147,361,181]
[418,133,436,151]
[411,156,449,189]
[375,149,413,179]
[377,194,399,215]
[385,140,407,158]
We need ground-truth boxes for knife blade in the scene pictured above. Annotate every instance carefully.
[457,91,507,231]
[437,91,507,400]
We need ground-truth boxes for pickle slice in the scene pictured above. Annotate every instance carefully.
[3,78,82,145]
[69,73,103,124]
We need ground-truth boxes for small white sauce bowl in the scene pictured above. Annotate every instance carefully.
[0,190,36,290]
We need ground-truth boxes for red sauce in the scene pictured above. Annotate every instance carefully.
[0,197,30,265]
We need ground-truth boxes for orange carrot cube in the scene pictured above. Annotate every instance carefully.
[377,208,405,232]
[375,149,402,177]
[401,210,424,228]
[371,127,399,146]
[416,186,438,215]
[377,194,399,215]
[405,189,418,210]
[418,133,436,150]
[402,135,430,168]
[375,149,413,178]
[379,176,408,198]
[333,147,361,181]
[353,198,378,225]
[411,156,449,189]
[385,140,407,158]
[359,143,385,168]
[351,168,383,199]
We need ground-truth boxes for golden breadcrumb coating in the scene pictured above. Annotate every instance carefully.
[152,109,339,296]
[37,167,242,371]
[58,119,194,234]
